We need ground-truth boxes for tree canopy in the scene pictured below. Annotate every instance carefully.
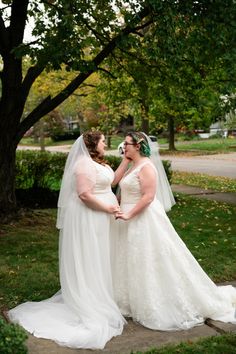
[0,0,236,217]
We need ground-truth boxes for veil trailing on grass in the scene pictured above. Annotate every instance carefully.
[8,134,125,349]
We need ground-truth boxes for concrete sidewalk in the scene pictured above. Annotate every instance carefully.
[172,184,236,205]
[26,280,236,354]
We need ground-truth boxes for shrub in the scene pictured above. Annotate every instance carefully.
[16,150,66,190]
[208,133,223,139]
[0,316,28,354]
[105,155,122,171]
[16,151,172,190]
[51,129,80,142]
[15,151,173,207]
[162,160,173,184]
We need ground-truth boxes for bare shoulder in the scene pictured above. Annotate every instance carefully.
[139,161,156,178]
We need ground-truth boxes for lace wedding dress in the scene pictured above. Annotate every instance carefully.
[111,161,236,330]
[8,162,125,349]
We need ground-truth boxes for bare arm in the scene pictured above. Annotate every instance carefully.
[76,174,119,214]
[112,157,130,186]
[116,164,156,220]
[79,191,120,214]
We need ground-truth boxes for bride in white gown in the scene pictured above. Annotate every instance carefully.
[113,131,236,331]
[8,131,129,349]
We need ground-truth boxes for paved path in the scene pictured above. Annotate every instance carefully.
[25,282,236,353]
[172,184,236,205]
[18,145,236,179]
[107,149,236,179]
[161,153,236,179]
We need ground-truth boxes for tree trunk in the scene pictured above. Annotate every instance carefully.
[168,115,176,150]
[107,135,111,149]
[140,101,149,134]
[0,140,17,221]
[39,122,45,152]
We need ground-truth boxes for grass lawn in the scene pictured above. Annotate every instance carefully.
[169,194,236,282]
[20,136,236,155]
[0,209,59,310]
[0,195,236,353]
[172,171,236,193]
[133,333,236,354]
[19,135,124,149]
[177,138,236,152]
[19,137,74,146]
[161,138,236,155]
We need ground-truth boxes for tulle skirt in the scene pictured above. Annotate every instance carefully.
[8,191,125,349]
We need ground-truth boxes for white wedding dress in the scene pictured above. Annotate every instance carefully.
[111,161,236,330]
[8,162,125,349]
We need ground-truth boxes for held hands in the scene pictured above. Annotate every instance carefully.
[106,203,131,220]
[107,205,120,214]
[115,211,131,221]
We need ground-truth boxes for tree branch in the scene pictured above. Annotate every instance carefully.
[21,65,45,102]
[134,19,153,32]
[79,15,110,45]
[97,67,117,79]
[16,5,153,142]
[9,0,29,49]
[0,14,9,55]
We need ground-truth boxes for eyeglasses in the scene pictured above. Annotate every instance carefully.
[123,142,136,146]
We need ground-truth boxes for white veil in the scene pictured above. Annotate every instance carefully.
[56,135,96,229]
[143,133,176,212]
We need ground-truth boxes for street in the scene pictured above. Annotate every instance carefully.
[105,149,236,179]
[17,145,236,179]
[161,153,236,179]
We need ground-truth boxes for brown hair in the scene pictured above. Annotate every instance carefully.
[83,130,106,165]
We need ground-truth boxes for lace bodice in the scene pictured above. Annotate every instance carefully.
[113,162,236,332]
[120,161,155,204]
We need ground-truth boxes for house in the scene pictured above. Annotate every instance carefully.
[209,122,227,137]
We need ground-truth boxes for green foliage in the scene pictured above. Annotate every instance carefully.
[176,138,236,153]
[51,129,80,142]
[0,316,28,354]
[15,151,66,190]
[0,210,59,309]
[1,0,236,216]
[162,160,173,184]
[131,333,236,354]
[15,151,173,196]
[105,155,122,171]
[97,0,236,137]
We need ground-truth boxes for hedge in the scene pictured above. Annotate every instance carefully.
[51,129,80,142]
[15,150,173,208]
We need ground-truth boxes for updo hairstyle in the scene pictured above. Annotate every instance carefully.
[126,131,151,157]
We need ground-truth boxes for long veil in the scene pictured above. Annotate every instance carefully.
[56,135,96,229]
[143,133,176,212]
[8,134,125,349]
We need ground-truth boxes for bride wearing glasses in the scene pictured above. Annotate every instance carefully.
[112,131,236,331]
